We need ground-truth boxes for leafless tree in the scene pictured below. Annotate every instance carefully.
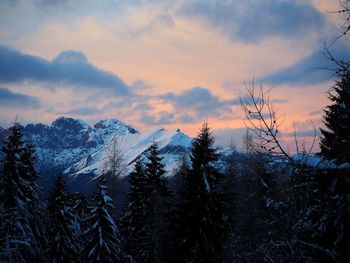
[103,136,126,200]
[242,129,253,154]
[318,1,350,85]
[240,81,292,161]
[240,81,319,163]
[324,0,350,41]
[336,0,350,37]
[322,43,350,75]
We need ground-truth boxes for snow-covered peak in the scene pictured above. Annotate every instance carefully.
[292,154,350,169]
[150,128,192,148]
[52,116,91,131]
[65,127,193,182]
[0,117,194,192]
[94,119,139,135]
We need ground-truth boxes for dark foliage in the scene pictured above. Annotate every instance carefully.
[167,123,230,263]
[121,159,151,262]
[0,122,43,262]
[320,71,350,164]
[47,175,81,263]
[83,179,123,263]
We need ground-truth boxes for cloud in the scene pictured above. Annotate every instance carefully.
[179,0,324,43]
[285,129,321,138]
[65,107,103,116]
[178,113,196,124]
[133,101,153,112]
[0,46,130,95]
[308,110,322,116]
[160,86,233,118]
[134,14,174,36]
[140,111,175,125]
[130,79,152,92]
[271,99,288,104]
[260,42,350,85]
[0,87,41,108]
[35,0,70,8]
[212,127,247,148]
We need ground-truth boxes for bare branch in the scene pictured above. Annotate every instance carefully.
[240,80,292,161]
[322,43,350,76]
[293,122,300,155]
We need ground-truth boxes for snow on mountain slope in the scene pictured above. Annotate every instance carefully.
[292,154,350,169]
[65,127,192,180]
[0,117,193,191]
[0,116,140,171]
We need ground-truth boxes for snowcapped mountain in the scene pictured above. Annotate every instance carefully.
[0,117,192,191]
[16,117,140,171]
[65,127,192,179]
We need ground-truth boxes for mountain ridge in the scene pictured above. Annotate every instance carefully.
[0,116,193,192]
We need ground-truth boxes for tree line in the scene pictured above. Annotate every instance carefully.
[1,5,350,259]
[0,69,349,262]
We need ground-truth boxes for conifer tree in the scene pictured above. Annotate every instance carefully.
[47,175,81,263]
[0,123,26,210]
[20,142,40,204]
[121,159,150,262]
[144,142,170,263]
[122,143,170,262]
[168,122,229,263]
[145,142,169,197]
[320,71,350,164]
[47,175,68,216]
[220,146,238,260]
[21,142,47,259]
[83,179,123,263]
[69,192,90,236]
[0,122,40,262]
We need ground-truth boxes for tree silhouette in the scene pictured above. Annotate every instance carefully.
[320,71,350,164]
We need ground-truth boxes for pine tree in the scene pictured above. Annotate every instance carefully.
[220,146,238,261]
[121,159,150,262]
[0,122,40,262]
[144,142,170,263]
[0,123,26,210]
[20,142,40,204]
[122,143,170,263]
[47,175,69,216]
[145,142,169,197]
[21,142,47,260]
[69,192,90,237]
[168,122,229,263]
[83,179,123,263]
[237,154,280,261]
[320,71,350,164]
[47,175,81,263]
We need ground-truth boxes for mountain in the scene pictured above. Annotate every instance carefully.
[9,117,139,170]
[65,126,193,192]
[0,117,192,192]
[66,127,191,175]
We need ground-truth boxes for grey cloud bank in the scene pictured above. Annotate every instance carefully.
[0,46,130,95]
[0,87,41,108]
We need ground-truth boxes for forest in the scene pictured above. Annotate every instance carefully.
[1,1,350,263]
[0,66,349,262]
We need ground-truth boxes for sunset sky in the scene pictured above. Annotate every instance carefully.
[1,0,349,151]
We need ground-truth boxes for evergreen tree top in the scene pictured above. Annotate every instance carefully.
[83,180,122,263]
[145,142,165,180]
[48,174,69,215]
[95,181,116,210]
[1,121,40,210]
[320,70,350,164]
[2,122,24,155]
[191,122,218,169]
[127,159,148,199]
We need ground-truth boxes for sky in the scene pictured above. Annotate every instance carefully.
[0,0,349,151]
